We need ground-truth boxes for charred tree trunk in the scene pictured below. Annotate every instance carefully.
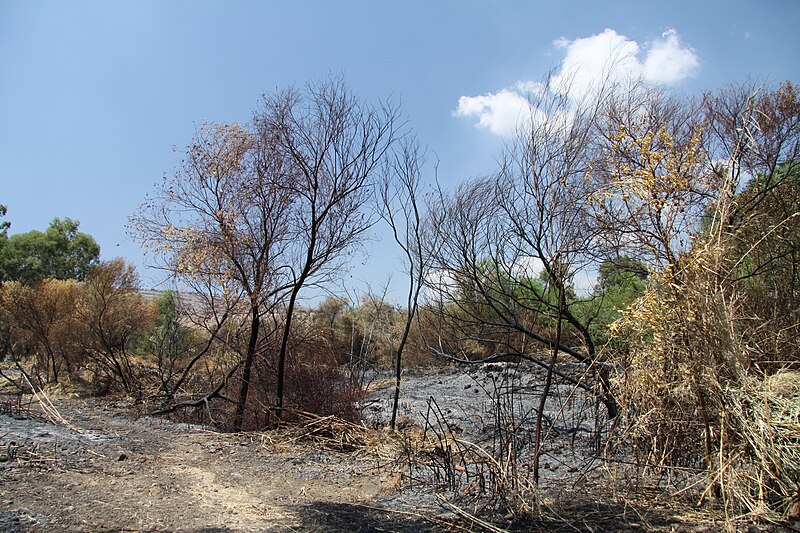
[533,278,565,484]
[233,305,260,431]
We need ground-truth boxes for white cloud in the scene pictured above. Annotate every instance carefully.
[422,268,460,302]
[642,29,700,84]
[456,28,700,136]
[552,28,699,99]
[573,268,599,296]
[513,80,546,96]
[454,87,537,137]
[550,28,642,100]
[513,255,544,278]
[553,36,570,49]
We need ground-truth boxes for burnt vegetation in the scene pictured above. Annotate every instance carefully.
[2,75,799,530]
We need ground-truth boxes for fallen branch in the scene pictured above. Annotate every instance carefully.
[150,361,240,416]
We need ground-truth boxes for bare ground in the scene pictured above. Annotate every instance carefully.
[0,395,444,532]
[0,367,792,532]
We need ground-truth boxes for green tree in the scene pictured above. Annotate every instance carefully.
[0,205,10,283]
[586,257,648,348]
[0,204,9,239]
[0,205,9,359]
[596,257,648,293]
[0,217,100,282]
[146,290,195,396]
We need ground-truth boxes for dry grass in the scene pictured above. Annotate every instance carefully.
[608,230,800,526]
[723,370,800,521]
[258,408,389,454]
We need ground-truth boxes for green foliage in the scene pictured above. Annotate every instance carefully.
[587,257,648,348]
[311,294,401,368]
[452,258,551,325]
[727,161,800,366]
[597,257,648,293]
[0,204,9,239]
[0,217,100,282]
[0,205,9,360]
[154,290,180,330]
[147,290,193,384]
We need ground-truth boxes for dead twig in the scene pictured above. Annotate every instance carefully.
[18,369,82,434]
[436,493,508,533]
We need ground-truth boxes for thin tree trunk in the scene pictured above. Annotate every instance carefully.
[233,305,260,431]
[390,310,414,430]
[533,281,564,485]
[275,284,302,421]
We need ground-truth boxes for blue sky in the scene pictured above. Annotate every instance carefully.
[2,1,799,300]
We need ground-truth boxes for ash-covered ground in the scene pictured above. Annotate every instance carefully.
[0,364,773,532]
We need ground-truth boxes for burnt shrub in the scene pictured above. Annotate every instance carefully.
[216,330,365,431]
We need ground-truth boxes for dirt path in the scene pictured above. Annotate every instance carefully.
[0,399,431,532]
